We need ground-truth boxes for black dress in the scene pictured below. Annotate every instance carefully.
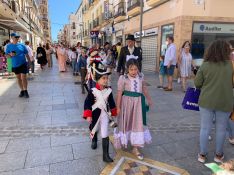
[36,47,47,65]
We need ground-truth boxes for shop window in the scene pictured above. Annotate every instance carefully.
[192,22,234,59]
[160,24,174,56]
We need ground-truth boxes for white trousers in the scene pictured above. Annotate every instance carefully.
[99,110,109,138]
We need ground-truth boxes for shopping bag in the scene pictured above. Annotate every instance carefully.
[182,87,200,111]
[7,58,12,73]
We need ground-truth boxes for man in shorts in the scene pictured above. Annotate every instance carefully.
[6,33,31,98]
[164,36,177,91]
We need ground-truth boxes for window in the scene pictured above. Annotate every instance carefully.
[72,22,76,29]
[191,22,234,59]
[73,32,76,35]
[160,24,174,55]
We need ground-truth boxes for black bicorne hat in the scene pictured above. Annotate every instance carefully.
[90,60,111,81]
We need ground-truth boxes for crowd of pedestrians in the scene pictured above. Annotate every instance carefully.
[0,32,233,172]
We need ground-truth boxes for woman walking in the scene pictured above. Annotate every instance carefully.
[45,43,53,68]
[36,44,47,70]
[56,44,67,72]
[195,40,233,163]
[178,41,194,92]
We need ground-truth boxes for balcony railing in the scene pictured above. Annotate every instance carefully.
[114,2,126,18]
[103,12,113,20]
[127,0,140,11]
[2,0,20,14]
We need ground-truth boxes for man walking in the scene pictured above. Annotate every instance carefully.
[117,34,142,74]
[164,36,177,91]
[6,33,31,98]
[25,41,34,75]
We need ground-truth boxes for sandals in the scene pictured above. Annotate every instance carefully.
[132,148,144,160]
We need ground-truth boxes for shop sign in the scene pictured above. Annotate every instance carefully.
[193,23,234,34]
[134,31,145,38]
[145,28,158,36]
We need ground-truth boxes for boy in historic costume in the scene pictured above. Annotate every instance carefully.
[83,60,117,163]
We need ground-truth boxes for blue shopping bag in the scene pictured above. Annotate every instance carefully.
[182,87,200,111]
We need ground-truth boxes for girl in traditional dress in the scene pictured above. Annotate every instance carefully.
[83,60,117,163]
[56,44,67,72]
[114,58,153,160]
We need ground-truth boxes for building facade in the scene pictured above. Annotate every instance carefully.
[0,0,51,50]
[39,0,52,43]
[68,13,77,47]
[60,0,234,72]
[75,3,83,45]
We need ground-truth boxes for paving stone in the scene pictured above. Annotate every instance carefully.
[49,158,101,175]
[0,151,27,172]
[25,145,73,168]
[0,166,49,175]
[51,136,89,147]
[0,140,9,153]
[72,141,114,159]
[5,137,50,153]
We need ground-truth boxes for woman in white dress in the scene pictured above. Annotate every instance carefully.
[178,41,195,92]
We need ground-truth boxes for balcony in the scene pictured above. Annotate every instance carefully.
[40,0,47,6]
[146,0,169,7]
[93,18,99,28]
[114,2,126,23]
[127,0,141,17]
[89,0,94,8]
[2,0,20,14]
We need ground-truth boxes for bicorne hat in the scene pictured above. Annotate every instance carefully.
[90,60,111,81]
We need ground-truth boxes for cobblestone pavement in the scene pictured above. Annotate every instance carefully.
[0,56,233,175]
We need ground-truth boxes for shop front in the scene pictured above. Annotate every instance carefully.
[191,22,234,60]
[134,27,159,72]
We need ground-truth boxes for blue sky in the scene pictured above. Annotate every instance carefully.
[48,0,81,42]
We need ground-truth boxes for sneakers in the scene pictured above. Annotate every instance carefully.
[19,90,24,98]
[24,90,29,98]
[157,86,163,89]
[198,154,207,163]
[229,138,234,145]
[214,154,224,163]
[198,153,225,163]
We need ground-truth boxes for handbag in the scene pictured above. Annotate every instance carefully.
[182,87,200,111]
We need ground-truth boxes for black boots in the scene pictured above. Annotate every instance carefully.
[102,137,113,163]
[91,133,97,150]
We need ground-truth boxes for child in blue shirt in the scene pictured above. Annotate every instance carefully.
[157,55,165,89]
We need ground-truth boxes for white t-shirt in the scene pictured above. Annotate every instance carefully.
[25,45,34,61]
[164,43,177,66]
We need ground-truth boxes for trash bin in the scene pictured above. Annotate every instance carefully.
[7,58,12,73]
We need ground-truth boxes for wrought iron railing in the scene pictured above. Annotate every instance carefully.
[114,2,126,18]
[127,0,140,11]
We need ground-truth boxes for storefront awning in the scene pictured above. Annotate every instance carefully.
[0,18,32,34]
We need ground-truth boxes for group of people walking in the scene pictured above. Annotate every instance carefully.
[3,31,234,170]
[83,34,152,162]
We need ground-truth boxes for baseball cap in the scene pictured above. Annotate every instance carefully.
[10,33,20,37]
